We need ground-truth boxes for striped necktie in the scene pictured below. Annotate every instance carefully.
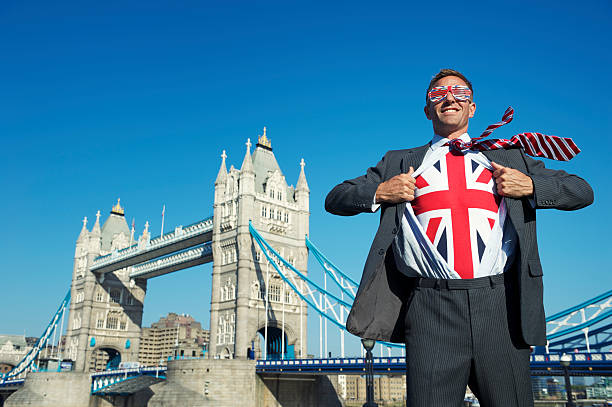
[447,107,581,161]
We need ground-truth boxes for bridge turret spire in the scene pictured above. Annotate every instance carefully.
[77,216,89,241]
[215,150,228,185]
[91,210,102,235]
[296,158,309,192]
[240,138,254,173]
[138,221,151,249]
[257,126,272,150]
[111,198,125,216]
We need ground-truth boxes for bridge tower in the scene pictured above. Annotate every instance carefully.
[64,200,147,372]
[210,129,310,359]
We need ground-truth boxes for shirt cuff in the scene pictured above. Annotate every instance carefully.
[372,193,380,212]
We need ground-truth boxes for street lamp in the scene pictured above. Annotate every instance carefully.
[560,353,576,407]
[361,339,378,407]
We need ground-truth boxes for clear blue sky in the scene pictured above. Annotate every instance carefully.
[1,1,610,357]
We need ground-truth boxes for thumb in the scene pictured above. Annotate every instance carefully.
[408,166,415,176]
[490,161,505,171]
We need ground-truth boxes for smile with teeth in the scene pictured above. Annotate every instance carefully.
[441,107,460,113]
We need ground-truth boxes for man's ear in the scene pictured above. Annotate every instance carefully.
[424,104,432,120]
[469,101,476,118]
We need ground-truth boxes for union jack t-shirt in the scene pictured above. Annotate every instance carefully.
[392,134,518,279]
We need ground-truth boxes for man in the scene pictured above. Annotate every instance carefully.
[325,69,593,406]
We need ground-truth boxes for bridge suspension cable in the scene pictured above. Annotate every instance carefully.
[305,236,358,300]
[0,290,71,383]
[249,223,403,358]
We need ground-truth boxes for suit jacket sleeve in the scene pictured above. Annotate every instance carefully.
[522,151,594,211]
[325,152,389,216]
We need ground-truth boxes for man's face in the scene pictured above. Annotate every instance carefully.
[424,75,476,138]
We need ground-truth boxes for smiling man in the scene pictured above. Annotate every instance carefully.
[325,69,593,406]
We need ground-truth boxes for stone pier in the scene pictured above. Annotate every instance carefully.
[4,371,91,407]
[149,359,344,407]
[6,359,345,406]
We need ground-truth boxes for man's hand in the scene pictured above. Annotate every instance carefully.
[491,162,534,198]
[375,167,416,204]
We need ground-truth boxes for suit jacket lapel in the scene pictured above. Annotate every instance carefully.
[481,149,524,232]
[396,144,429,225]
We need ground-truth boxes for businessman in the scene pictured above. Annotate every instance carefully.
[325,69,593,406]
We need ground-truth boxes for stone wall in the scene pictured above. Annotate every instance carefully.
[257,374,344,407]
[6,360,345,407]
[148,359,256,406]
[4,372,91,407]
[148,359,344,407]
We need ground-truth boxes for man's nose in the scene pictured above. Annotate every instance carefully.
[444,90,457,103]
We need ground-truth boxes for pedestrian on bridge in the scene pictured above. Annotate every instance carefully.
[325,69,593,407]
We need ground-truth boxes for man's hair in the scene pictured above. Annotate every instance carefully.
[426,69,473,104]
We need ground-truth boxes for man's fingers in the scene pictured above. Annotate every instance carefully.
[408,166,415,176]
[491,161,505,171]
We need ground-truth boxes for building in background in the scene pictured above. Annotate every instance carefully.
[138,313,209,366]
[342,375,406,404]
[0,335,31,374]
[586,377,612,399]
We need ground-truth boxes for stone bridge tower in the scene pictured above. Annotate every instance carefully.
[210,129,310,359]
[64,200,147,372]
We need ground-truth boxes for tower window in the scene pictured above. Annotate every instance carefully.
[106,316,118,330]
[269,284,281,302]
[110,289,121,304]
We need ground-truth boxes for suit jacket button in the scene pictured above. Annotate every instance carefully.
[378,249,385,255]
[392,228,397,234]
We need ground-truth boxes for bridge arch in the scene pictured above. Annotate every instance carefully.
[89,345,122,372]
[220,347,232,359]
[254,321,297,359]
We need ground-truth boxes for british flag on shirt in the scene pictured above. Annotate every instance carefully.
[410,150,502,279]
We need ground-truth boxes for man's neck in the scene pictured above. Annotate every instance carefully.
[434,127,469,140]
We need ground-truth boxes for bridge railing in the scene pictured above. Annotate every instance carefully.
[91,366,166,394]
[129,243,212,278]
[91,217,213,270]
[257,353,612,375]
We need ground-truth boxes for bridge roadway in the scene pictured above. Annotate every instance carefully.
[85,353,612,396]
[90,217,213,277]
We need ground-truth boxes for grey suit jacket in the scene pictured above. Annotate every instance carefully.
[325,145,594,345]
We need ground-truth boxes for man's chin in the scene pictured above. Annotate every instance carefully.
[435,122,464,134]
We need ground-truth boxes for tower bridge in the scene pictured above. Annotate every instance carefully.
[1,130,611,407]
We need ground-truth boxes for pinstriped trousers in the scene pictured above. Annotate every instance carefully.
[404,272,533,407]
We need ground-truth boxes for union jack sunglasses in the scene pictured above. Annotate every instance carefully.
[427,85,472,103]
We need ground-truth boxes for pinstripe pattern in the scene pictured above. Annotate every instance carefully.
[405,273,533,406]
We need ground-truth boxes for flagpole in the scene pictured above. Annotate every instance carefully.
[161,205,165,236]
